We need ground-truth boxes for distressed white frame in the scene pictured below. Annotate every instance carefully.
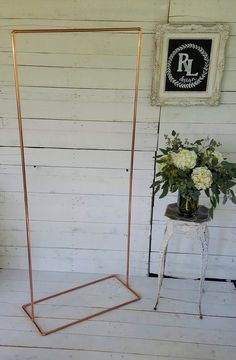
[151,24,229,106]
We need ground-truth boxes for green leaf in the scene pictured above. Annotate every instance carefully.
[154,185,161,194]
[215,192,220,204]
[211,158,218,166]
[227,181,236,188]
[205,189,210,197]
[210,196,216,207]
[231,196,236,205]
[209,207,214,219]
[159,184,169,199]
[230,189,236,204]
[159,148,168,155]
[150,180,162,188]
[172,184,178,193]
[221,161,236,175]
[171,130,176,136]
[194,139,204,145]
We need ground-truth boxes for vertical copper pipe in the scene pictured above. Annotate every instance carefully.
[126,30,142,286]
[11,33,35,320]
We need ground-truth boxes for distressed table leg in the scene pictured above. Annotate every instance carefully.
[154,220,173,310]
[198,224,209,319]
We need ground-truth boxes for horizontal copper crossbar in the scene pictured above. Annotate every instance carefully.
[22,274,140,336]
[12,27,141,34]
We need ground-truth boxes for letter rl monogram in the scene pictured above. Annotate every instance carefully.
[177,53,198,76]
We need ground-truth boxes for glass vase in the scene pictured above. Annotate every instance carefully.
[177,191,199,218]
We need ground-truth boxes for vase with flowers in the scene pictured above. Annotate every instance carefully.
[151,130,236,218]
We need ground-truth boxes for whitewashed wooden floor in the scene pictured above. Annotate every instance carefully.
[0,269,236,360]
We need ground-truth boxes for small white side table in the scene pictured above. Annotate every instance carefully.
[154,203,210,319]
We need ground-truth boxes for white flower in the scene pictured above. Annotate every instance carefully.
[191,167,213,190]
[172,149,197,170]
[205,150,224,164]
[214,151,224,163]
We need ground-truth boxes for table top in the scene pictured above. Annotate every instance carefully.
[165,203,210,223]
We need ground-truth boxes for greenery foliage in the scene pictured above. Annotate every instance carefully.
[151,130,236,218]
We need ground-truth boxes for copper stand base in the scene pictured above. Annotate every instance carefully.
[22,274,140,336]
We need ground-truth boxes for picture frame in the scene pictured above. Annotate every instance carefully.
[151,24,230,106]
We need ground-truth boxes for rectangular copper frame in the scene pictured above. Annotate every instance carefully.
[11,27,142,336]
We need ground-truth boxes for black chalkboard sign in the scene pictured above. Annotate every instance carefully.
[151,24,229,105]
[165,39,212,92]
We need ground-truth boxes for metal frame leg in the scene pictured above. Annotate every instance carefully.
[198,224,209,319]
[154,220,173,310]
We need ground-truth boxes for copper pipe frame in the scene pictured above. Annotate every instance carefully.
[11,27,142,336]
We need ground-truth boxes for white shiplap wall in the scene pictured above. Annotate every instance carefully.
[0,0,168,275]
[0,0,235,279]
[150,0,236,279]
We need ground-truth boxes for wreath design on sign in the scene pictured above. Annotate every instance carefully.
[166,43,210,89]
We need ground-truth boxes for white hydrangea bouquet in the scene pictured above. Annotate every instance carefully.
[151,130,236,218]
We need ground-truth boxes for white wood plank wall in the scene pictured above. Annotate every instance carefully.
[150,0,236,279]
[0,0,167,275]
[0,0,235,279]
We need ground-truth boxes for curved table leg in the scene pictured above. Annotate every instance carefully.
[198,224,209,319]
[154,220,173,310]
